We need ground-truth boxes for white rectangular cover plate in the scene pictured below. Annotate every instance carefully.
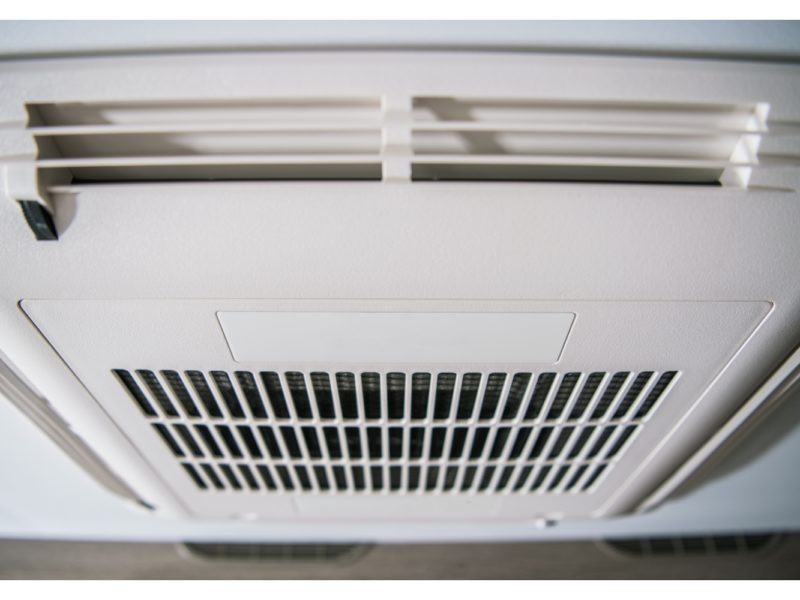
[21,299,770,522]
[218,312,575,364]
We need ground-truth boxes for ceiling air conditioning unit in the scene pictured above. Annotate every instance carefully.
[1,51,799,525]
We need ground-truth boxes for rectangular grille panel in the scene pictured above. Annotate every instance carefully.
[112,369,679,495]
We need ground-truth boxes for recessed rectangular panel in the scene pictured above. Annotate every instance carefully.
[20,298,770,520]
[217,312,575,364]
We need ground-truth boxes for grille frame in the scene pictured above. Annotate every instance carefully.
[20,297,772,521]
[115,367,679,498]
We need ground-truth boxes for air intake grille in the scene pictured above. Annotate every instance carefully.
[112,369,679,495]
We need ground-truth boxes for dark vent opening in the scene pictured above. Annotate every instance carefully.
[456,373,481,419]
[137,370,178,417]
[479,373,507,420]
[606,534,780,557]
[410,373,431,420]
[210,371,246,419]
[525,373,556,419]
[234,371,268,419]
[361,372,381,420]
[186,371,223,419]
[434,373,456,420]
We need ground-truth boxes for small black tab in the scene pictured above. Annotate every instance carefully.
[18,200,58,241]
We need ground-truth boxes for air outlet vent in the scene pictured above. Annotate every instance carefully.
[112,368,678,495]
[411,97,766,186]
[26,99,384,182]
[605,534,780,557]
[21,96,765,188]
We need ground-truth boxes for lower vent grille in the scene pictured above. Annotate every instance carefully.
[183,542,368,562]
[605,534,779,557]
[113,369,679,495]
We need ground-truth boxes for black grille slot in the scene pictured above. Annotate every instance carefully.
[635,371,678,419]
[175,424,204,457]
[186,371,223,419]
[118,368,676,496]
[182,463,206,489]
[456,373,481,419]
[238,465,260,490]
[234,371,268,419]
[162,370,201,418]
[259,427,282,459]
[220,464,242,490]
[434,373,456,420]
[153,424,183,457]
[613,372,654,419]
[529,427,553,459]
[587,426,616,458]
[591,372,630,420]
[336,373,359,419]
[606,425,638,458]
[409,427,425,458]
[345,427,362,459]
[201,464,225,490]
[469,427,490,459]
[280,426,302,459]
[310,372,335,419]
[370,466,383,491]
[546,372,580,420]
[426,466,440,491]
[137,370,178,417]
[568,372,604,420]
[261,372,290,420]
[387,373,405,420]
[323,427,342,459]
[275,466,294,491]
[301,427,322,459]
[210,371,246,419]
[568,426,595,459]
[429,427,446,459]
[501,373,531,420]
[524,373,555,419]
[547,427,574,459]
[388,427,403,459]
[257,465,277,490]
[237,426,262,459]
[114,369,156,416]
[489,427,511,459]
[294,466,312,491]
[410,373,431,420]
[361,372,381,420]
[509,427,532,459]
[479,373,507,420]
[367,427,382,459]
[408,466,421,490]
[286,372,313,419]
[195,425,223,458]
[216,425,243,458]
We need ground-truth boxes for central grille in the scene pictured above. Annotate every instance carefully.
[112,369,678,495]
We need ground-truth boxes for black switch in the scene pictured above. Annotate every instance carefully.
[18,200,58,241]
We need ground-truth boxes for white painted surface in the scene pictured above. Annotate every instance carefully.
[218,311,574,363]
[0,33,799,540]
[1,21,799,59]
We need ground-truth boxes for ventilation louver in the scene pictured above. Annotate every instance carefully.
[21,97,765,187]
[113,368,678,496]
